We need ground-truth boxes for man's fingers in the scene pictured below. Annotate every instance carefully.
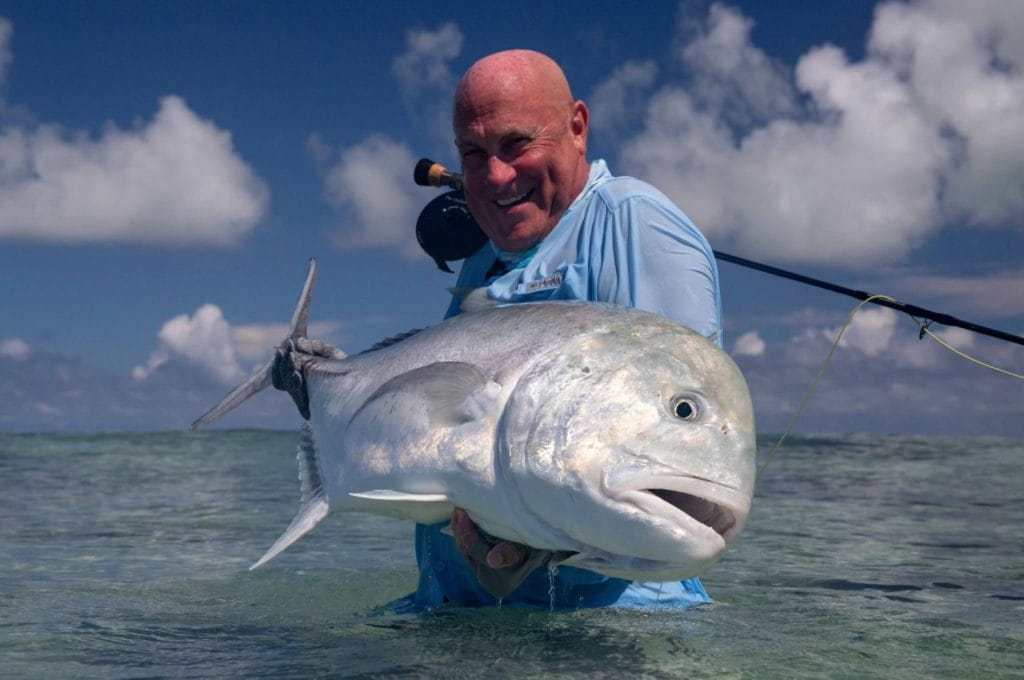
[451,507,526,570]
[486,542,523,569]
[450,508,478,554]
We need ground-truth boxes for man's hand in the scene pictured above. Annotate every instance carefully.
[450,507,524,569]
[449,510,576,599]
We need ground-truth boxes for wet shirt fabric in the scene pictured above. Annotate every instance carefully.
[395,160,722,612]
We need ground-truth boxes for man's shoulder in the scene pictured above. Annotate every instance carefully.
[590,173,678,213]
[575,168,709,253]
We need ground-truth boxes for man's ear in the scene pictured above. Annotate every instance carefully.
[570,100,589,154]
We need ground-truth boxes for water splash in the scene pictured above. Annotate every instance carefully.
[547,563,560,612]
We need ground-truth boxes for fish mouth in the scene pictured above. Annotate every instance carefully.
[646,488,737,537]
[611,476,750,543]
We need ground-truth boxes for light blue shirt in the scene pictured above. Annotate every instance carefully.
[393,160,722,612]
[445,160,722,345]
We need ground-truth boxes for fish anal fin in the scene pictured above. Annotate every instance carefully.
[250,423,329,570]
[296,422,324,505]
[249,497,329,570]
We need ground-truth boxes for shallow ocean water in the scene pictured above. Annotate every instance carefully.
[1,430,1021,678]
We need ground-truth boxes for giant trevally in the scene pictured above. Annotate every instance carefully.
[193,259,756,597]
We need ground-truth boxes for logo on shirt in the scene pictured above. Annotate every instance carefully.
[517,273,564,295]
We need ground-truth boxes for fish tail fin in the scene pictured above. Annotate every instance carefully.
[190,357,274,431]
[288,258,318,341]
[251,422,329,569]
[190,259,322,430]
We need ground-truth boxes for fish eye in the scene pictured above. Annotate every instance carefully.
[671,397,699,421]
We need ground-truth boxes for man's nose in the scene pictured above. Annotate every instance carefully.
[486,155,516,187]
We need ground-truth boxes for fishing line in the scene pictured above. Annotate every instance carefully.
[756,294,1024,479]
[915,323,1024,381]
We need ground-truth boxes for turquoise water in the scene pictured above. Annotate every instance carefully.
[2,431,1022,678]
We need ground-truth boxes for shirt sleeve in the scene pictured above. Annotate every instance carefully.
[590,191,723,345]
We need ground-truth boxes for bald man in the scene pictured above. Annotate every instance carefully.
[396,50,723,611]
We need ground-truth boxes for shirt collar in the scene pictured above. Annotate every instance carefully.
[489,160,610,270]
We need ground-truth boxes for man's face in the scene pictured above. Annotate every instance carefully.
[455,89,588,252]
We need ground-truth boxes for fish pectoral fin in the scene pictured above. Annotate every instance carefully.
[353,362,501,427]
[348,490,453,523]
[348,490,450,503]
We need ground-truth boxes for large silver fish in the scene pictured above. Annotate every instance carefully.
[193,260,756,596]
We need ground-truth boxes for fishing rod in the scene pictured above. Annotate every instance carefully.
[713,250,1024,348]
[413,158,1024,348]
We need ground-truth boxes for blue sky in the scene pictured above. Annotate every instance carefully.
[1,0,1022,435]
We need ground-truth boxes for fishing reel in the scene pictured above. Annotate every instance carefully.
[414,158,488,273]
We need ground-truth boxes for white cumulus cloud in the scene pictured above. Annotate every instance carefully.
[0,337,30,361]
[231,320,341,361]
[0,95,268,245]
[392,21,462,96]
[676,3,797,127]
[230,323,291,363]
[133,304,245,385]
[588,60,658,141]
[134,305,344,386]
[391,22,464,149]
[932,326,976,350]
[826,306,899,358]
[869,0,1024,230]
[607,0,1024,266]
[315,22,463,253]
[322,134,437,257]
[732,330,765,357]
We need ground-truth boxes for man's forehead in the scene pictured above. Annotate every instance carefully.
[455,114,541,140]
[455,101,548,142]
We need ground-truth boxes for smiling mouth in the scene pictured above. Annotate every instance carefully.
[646,489,737,537]
[495,189,532,208]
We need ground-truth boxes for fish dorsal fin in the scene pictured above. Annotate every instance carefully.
[358,328,425,355]
[250,423,329,570]
[352,362,501,427]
